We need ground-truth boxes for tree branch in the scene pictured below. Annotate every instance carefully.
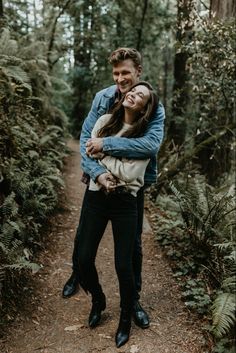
[150,124,236,199]
[47,0,72,70]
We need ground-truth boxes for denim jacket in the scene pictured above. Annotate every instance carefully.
[80,85,165,185]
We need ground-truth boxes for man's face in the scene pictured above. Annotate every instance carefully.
[112,59,142,94]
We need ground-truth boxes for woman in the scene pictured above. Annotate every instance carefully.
[77,81,158,348]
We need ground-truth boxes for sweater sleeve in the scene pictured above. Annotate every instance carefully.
[100,156,150,183]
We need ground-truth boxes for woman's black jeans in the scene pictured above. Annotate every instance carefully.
[72,187,144,302]
[76,189,137,312]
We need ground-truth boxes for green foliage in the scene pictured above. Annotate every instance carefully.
[0,27,68,308]
[211,240,236,339]
[153,174,235,345]
[213,338,236,353]
[181,279,211,315]
[170,178,235,256]
[187,18,235,128]
[212,292,236,338]
[184,17,236,185]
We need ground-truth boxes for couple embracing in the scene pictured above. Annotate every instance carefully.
[62,47,165,348]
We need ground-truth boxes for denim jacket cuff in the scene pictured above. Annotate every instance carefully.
[90,165,108,182]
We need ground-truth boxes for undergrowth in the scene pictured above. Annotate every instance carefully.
[148,175,235,352]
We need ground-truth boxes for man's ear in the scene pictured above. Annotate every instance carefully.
[137,65,142,77]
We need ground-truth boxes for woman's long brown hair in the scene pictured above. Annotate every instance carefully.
[97,81,158,138]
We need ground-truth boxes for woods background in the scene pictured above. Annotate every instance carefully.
[0,1,235,352]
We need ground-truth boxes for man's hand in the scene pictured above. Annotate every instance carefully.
[97,172,117,192]
[86,138,103,154]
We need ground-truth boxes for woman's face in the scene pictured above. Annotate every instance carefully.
[122,85,150,112]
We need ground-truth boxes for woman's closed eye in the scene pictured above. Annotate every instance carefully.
[138,92,144,99]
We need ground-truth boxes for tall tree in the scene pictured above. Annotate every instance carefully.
[136,0,149,50]
[0,0,4,17]
[210,0,236,19]
[167,0,195,147]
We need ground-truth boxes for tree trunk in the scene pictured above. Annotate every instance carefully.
[136,0,148,51]
[210,0,236,19]
[0,0,3,17]
[33,0,37,28]
[0,0,7,30]
[71,1,95,136]
[167,0,195,147]
[47,0,71,70]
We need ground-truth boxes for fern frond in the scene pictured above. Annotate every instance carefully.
[50,76,73,94]
[4,65,30,83]
[2,66,32,94]
[2,258,40,273]
[222,275,236,292]
[46,174,64,187]
[0,222,15,248]
[0,192,18,218]
[0,28,18,56]
[0,267,5,282]
[0,241,8,254]
[212,292,236,337]
[225,250,236,262]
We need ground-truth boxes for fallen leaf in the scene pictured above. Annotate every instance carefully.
[73,297,81,301]
[64,324,84,331]
[98,333,112,339]
[130,345,139,353]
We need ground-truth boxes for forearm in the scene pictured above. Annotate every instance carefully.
[79,98,108,180]
[81,144,107,181]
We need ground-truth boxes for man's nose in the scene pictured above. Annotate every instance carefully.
[117,74,124,82]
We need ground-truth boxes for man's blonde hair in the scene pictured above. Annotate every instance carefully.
[108,47,142,68]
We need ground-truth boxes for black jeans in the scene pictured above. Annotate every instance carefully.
[76,190,137,312]
[72,187,144,301]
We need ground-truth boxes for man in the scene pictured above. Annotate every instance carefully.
[62,48,165,329]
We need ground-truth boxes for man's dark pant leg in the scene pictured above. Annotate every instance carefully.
[133,187,144,300]
[72,187,90,273]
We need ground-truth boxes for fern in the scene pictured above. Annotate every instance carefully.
[0,223,16,248]
[1,257,40,274]
[0,26,68,313]
[3,65,31,84]
[211,239,236,338]
[0,29,18,56]
[170,178,235,247]
[212,292,236,338]
[0,192,19,218]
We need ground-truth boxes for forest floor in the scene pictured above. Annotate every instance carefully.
[0,140,208,353]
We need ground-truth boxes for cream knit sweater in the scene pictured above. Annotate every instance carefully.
[88,114,149,197]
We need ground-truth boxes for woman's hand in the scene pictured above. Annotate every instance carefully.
[97,172,117,192]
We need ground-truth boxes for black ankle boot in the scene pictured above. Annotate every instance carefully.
[115,310,131,348]
[89,292,106,328]
[62,272,79,298]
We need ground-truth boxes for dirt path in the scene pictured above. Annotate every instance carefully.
[0,140,206,353]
